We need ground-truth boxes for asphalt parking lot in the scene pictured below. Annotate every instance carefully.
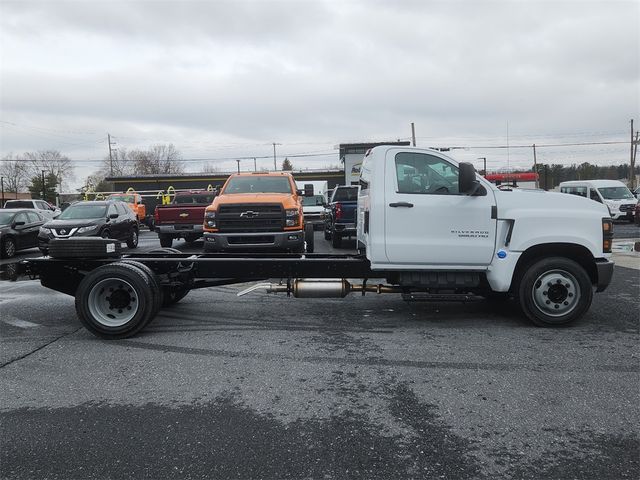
[1,229,639,479]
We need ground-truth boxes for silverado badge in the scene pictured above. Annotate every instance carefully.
[179,213,189,218]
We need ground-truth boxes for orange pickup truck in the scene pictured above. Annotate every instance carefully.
[203,172,315,253]
[107,193,148,227]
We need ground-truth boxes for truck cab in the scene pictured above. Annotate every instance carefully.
[358,146,614,325]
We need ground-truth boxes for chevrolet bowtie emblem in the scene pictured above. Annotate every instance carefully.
[240,211,259,218]
[179,213,189,218]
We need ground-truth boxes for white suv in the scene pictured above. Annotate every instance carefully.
[4,199,61,219]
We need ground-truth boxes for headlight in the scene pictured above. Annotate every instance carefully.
[205,211,217,228]
[39,227,51,235]
[77,225,98,234]
[285,208,300,227]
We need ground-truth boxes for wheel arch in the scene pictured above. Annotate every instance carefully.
[513,242,597,290]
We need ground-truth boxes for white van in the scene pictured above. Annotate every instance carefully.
[559,180,636,221]
[295,180,328,227]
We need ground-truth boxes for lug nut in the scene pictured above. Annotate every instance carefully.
[546,300,551,304]
[543,291,547,296]
[554,304,560,309]
[118,309,122,314]
[556,279,562,284]
[564,301,569,305]
[568,293,574,297]
[565,283,570,288]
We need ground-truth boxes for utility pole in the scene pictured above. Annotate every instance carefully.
[0,176,4,206]
[630,119,637,190]
[41,170,46,200]
[272,143,281,171]
[532,144,539,189]
[411,123,416,147]
[544,164,549,191]
[477,157,487,176]
[236,159,241,173]
[108,133,116,176]
[253,157,257,172]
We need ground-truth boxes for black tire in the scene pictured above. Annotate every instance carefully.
[184,234,199,244]
[324,229,331,241]
[331,232,342,248]
[74,263,155,339]
[114,260,163,322]
[49,238,121,259]
[126,227,139,249]
[304,223,314,253]
[159,235,173,248]
[162,287,189,307]
[1,237,16,259]
[517,257,593,327]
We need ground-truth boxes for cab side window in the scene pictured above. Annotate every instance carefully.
[589,189,602,203]
[395,152,460,195]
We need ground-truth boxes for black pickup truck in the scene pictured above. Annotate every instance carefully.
[323,185,358,248]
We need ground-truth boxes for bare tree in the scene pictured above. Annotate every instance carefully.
[102,144,184,176]
[0,154,29,193]
[22,150,74,191]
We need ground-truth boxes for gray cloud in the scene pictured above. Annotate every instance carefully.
[1,0,638,183]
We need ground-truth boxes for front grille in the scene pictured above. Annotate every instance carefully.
[620,204,635,212]
[217,204,284,232]
[227,235,275,245]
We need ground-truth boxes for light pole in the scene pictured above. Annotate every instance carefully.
[41,170,46,200]
[0,176,4,206]
[477,157,487,176]
[236,159,241,173]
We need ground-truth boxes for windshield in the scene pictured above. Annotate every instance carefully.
[174,195,215,204]
[223,176,292,194]
[108,194,135,203]
[598,187,634,200]
[332,187,358,202]
[58,204,107,220]
[302,195,325,207]
[0,212,16,225]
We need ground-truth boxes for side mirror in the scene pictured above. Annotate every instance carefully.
[459,162,481,196]
[109,213,119,219]
[12,221,26,228]
[304,184,314,197]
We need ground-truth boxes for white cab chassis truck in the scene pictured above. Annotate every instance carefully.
[13,146,614,338]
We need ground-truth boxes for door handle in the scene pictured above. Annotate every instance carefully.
[389,202,414,208]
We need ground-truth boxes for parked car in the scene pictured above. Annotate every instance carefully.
[296,180,328,229]
[154,190,216,248]
[323,185,359,248]
[559,180,636,222]
[38,200,139,254]
[4,199,60,219]
[0,209,47,258]
[633,186,640,199]
[635,202,640,226]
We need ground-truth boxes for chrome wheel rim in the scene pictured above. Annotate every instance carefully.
[131,230,138,246]
[88,278,138,327]
[531,269,580,317]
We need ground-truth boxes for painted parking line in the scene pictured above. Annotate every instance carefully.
[2,318,41,329]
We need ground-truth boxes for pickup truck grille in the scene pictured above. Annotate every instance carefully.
[217,204,284,232]
[619,204,635,212]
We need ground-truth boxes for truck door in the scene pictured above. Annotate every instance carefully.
[384,150,497,267]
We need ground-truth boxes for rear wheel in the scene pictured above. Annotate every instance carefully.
[126,228,139,249]
[184,234,199,244]
[114,261,163,322]
[517,257,593,327]
[75,263,155,338]
[304,223,314,253]
[159,235,173,248]
[331,232,342,248]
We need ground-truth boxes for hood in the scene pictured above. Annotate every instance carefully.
[495,188,610,218]
[44,218,103,228]
[213,193,298,208]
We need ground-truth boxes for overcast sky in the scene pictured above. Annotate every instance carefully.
[1,0,638,188]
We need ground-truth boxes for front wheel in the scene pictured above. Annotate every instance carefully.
[1,237,16,258]
[517,257,593,327]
